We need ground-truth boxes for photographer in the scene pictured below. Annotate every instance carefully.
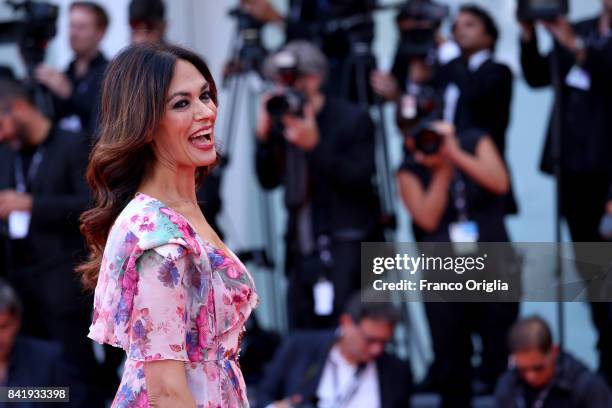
[518,0,612,385]
[370,0,457,102]
[495,316,611,408]
[34,2,108,136]
[256,293,412,408]
[396,121,518,405]
[239,0,377,98]
[255,41,383,330]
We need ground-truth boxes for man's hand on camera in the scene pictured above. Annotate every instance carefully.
[34,64,73,99]
[241,0,282,23]
[370,70,400,101]
[433,121,460,160]
[283,104,319,151]
[541,17,586,56]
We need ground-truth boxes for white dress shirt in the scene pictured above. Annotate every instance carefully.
[316,345,380,408]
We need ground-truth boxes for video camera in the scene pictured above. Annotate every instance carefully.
[396,0,449,58]
[265,50,307,141]
[517,0,568,21]
[0,0,58,69]
[397,86,444,155]
[227,6,267,74]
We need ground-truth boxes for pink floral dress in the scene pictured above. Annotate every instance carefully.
[88,192,258,408]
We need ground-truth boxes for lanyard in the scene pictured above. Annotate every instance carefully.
[328,359,366,408]
[14,146,44,193]
[531,385,551,408]
[452,170,469,222]
[517,385,552,408]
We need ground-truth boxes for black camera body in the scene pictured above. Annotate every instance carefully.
[412,120,443,156]
[517,0,569,21]
[0,0,59,68]
[397,86,444,155]
[397,0,449,57]
[264,50,307,143]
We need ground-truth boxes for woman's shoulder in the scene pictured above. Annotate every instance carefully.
[108,192,201,256]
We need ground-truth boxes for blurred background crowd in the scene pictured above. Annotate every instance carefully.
[0,0,611,406]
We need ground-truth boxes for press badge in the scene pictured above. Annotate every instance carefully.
[8,211,31,239]
[565,65,591,91]
[313,278,334,316]
[449,221,479,256]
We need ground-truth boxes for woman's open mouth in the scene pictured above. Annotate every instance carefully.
[189,129,214,150]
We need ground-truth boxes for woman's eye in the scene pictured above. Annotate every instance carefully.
[173,100,189,109]
[200,91,211,101]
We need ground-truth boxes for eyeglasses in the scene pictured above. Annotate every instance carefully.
[516,363,547,375]
[355,326,391,347]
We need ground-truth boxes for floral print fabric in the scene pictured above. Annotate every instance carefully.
[88,193,258,407]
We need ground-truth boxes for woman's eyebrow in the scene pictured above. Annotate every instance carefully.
[167,83,210,102]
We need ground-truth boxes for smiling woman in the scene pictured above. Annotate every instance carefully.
[78,44,258,408]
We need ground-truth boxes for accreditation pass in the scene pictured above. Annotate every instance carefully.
[0,387,69,402]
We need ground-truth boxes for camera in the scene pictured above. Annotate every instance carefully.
[227,6,267,74]
[397,86,444,155]
[264,50,307,141]
[0,0,59,68]
[517,0,569,21]
[397,0,449,57]
[412,121,443,155]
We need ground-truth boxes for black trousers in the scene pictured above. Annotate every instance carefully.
[425,301,519,408]
[561,170,612,385]
[286,240,362,330]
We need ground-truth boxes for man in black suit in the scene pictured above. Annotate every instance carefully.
[0,79,102,406]
[518,0,612,386]
[255,41,383,329]
[256,295,413,408]
[34,2,109,137]
[0,279,88,408]
[435,4,519,218]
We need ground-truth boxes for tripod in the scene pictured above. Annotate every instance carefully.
[220,11,285,329]
[340,33,397,241]
[338,31,431,363]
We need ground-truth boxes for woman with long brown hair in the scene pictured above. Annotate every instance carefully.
[79,43,258,407]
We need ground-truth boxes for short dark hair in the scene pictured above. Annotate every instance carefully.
[457,4,499,50]
[70,1,109,30]
[129,0,165,26]
[0,78,33,107]
[508,316,553,354]
[0,279,22,319]
[344,292,401,326]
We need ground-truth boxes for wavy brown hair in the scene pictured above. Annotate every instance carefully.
[78,43,218,290]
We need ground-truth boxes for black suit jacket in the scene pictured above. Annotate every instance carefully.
[520,17,612,176]
[0,336,83,408]
[255,97,383,253]
[55,53,108,136]
[0,126,90,314]
[256,330,413,408]
[438,56,513,157]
